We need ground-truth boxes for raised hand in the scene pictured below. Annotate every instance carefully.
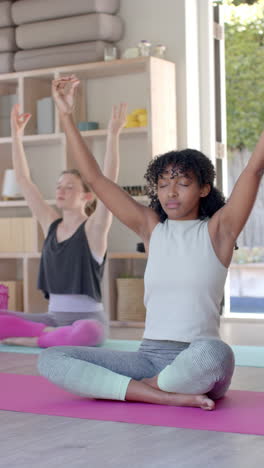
[107,103,128,135]
[52,75,80,115]
[11,104,31,136]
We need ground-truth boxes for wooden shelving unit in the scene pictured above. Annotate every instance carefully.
[0,57,177,320]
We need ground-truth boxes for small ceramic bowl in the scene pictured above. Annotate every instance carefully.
[77,121,99,131]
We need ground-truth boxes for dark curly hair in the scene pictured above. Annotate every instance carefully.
[144,149,226,223]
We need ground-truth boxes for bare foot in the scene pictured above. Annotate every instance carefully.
[170,393,215,410]
[1,336,38,347]
[141,376,215,410]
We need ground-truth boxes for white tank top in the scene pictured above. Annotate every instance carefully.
[143,219,227,342]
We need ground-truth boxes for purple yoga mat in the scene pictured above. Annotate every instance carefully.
[1,373,264,435]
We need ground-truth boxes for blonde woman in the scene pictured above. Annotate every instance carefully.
[0,101,127,348]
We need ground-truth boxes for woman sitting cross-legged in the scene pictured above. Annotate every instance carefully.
[0,101,127,348]
[39,76,264,409]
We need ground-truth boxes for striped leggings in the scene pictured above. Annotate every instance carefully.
[38,337,235,401]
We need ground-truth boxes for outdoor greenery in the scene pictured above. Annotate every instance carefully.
[214,1,264,149]
[232,0,260,5]
[233,246,264,263]
[222,0,264,149]
[213,1,264,253]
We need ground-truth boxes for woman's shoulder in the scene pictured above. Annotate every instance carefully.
[47,217,62,231]
[44,218,62,241]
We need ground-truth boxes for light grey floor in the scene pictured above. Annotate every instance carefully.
[1,321,264,468]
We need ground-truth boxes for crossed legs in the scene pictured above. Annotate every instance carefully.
[38,337,235,410]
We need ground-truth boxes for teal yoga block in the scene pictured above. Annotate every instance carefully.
[77,121,99,131]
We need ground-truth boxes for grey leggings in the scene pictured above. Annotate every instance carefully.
[38,337,235,401]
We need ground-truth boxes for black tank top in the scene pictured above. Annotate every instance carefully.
[37,218,106,300]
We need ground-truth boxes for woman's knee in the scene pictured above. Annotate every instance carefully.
[191,338,235,377]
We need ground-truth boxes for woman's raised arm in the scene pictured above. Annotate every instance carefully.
[52,76,157,240]
[10,104,59,235]
[209,130,264,268]
[86,103,128,257]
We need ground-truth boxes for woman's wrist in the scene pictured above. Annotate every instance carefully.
[59,111,74,123]
[11,131,23,139]
[107,128,122,138]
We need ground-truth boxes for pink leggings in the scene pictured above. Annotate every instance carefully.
[0,314,104,348]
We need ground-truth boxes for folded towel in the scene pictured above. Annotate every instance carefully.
[12,0,120,25]
[0,1,13,28]
[0,27,16,52]
[14,41,109,72]
[16,13,123,50]
[0,51,14,73]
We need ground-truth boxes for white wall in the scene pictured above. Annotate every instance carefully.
[119,0,201,150]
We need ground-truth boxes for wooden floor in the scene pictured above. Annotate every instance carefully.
[1,321,264,468]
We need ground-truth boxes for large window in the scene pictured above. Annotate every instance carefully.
[223,0,264,317]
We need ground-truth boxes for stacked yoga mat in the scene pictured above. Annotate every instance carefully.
[0,1,16,73]
[0,0,124,73]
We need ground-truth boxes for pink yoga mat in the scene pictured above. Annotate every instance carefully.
[1,373,264,435]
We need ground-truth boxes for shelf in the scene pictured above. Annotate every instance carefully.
[23,128,147,142]
[0,252,41,259]
[110,320,145,328]
[0,127,147,145]
[81,127,147,138]
[108,252,147,259]
[0,137,14,145]
[0,134,64,146]
[59,57,155,79]
[0,76,18,86]
[23,134,64,145]
[0,70,54,81]
[0,199,56,207]
[25,252,41,259]
[0,57,164,81]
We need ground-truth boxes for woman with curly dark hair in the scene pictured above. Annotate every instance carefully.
[39,76,263,410]
[144,148,226,222]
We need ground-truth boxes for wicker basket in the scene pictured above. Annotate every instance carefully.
[116,277,146,322]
